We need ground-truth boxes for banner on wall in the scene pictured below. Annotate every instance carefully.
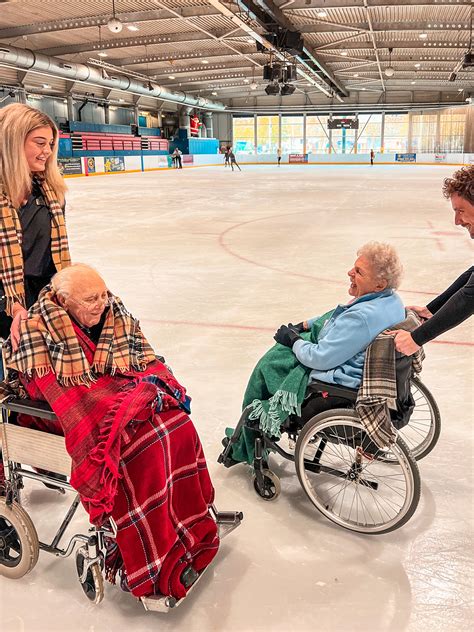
[104,156,125,172]
[182,154,194,164]
[289,154,308,163]
[87,157,96,173]
[58,157,83,175]
[395,153,416,162]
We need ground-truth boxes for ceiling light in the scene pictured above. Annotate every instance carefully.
[353,73,359,77]
[107,17,122,33]
[118,98,125,102]
[201,59,209,64]
[317,10,328,18]
[247,37,254,43]
[127,24,139,31]
[457,88,463,91]
[361,87,366,91]
[168,75,175,79]
[341,51,348,56]
[42,83,51,89]
[211,91,218,96]
[414,63,421,68]
[244,78,250,83]
[250,82,258,90]
[419,32,428,39]
[107,0,122,33]
[384,46,394,77]
[98,52,108,57]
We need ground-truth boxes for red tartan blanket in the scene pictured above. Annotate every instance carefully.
[19,324,219,598]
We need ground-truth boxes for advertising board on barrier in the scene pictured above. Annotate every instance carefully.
[182,154,194,164]
[434,154,447,162]
[86,157,96,173]
[104,156,125,172]
[289,154,308,163]
[58,157,83,175]
[395,153,416,162]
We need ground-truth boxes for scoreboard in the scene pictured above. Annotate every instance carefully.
[327,118,359,130]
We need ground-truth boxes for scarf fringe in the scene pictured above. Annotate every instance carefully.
[248,389,300,438]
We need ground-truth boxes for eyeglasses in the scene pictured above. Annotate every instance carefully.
[68,293,114,312]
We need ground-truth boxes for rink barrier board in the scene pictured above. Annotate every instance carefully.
[60,153,471,178]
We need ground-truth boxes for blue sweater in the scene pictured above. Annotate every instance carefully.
[292,289,405,389]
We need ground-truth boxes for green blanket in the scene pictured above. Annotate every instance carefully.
[226,310,335,464]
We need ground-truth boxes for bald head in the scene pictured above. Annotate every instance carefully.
[52,264,110,328]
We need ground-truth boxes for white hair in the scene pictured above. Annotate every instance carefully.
[51,263,102,298]
[357,242,403,289]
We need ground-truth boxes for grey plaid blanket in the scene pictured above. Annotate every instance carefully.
[355,310,425,449]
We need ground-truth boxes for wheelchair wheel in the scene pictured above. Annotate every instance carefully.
[295,409,421,534]
[253,469,281,501]
[399,376,441,461]
[76,550,104,604]
[0,498,39,579]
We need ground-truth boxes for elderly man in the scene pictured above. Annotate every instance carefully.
[388,165,474,355]
[1,264,219,600]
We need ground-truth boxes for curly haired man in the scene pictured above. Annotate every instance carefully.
[388,164,474,355]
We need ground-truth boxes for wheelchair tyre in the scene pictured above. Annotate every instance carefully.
[253,470,281,501]
[295,409,421,534]
[76,551,105,604]
[0,498,39,579]
[399,377,441,461]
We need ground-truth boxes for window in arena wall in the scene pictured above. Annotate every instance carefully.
[383,113,409,153]
[281,115,304,153]
[412,114,437,153]
[233,116,255,153]
[306,116,329,154]
[356,114,382,153]
[257,115,279,153]
[439,109,465,153]
[331,127,356,154]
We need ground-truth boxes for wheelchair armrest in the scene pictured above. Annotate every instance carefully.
[1,397,57,422]
[306,380,358,402]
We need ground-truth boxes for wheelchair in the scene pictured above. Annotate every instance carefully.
[0,397,243,612]
[219,353,440,535]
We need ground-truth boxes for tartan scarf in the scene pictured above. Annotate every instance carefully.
[2,285,157,386]
[0,173,70,315]
[355,310,425,449]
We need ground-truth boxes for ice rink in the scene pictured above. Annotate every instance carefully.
[2,164,473,632]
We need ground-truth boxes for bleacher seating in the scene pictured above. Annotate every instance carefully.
[68,132,168,154]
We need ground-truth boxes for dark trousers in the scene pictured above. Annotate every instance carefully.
[230,160,241,171]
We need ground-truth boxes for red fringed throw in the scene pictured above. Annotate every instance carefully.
[19,324,219,599]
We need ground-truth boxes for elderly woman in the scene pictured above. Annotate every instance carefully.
[224,242,405,465]
[0,103,70,353]
[1,264,219,600]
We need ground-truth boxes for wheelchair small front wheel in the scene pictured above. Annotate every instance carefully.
[76,550,105,604]
[0,498,39,579]
[253,469,281,501]
[295,409,421,534]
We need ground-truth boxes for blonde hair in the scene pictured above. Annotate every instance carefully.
[0,103,67,207]
[51,263,103,298]
[357,241,403,290]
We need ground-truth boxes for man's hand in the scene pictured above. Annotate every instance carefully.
[10,304,28,352]
[274,325,302,348]
[386,329,421,356]
[407,305,433,321]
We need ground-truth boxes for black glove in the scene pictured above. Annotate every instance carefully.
[288,321,306,333]
[274,325,302,348]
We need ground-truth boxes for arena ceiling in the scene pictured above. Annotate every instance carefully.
[0,0,473,111]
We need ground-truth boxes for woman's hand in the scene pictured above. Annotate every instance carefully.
[407,305,432,321]
[10,303,28,351]
[288,321,306,333]
[385,330,421,356]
